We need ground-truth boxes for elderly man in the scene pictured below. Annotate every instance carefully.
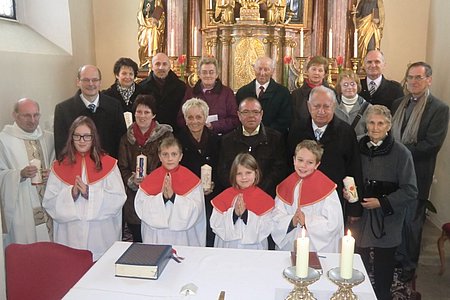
[288,86,363,222]
[139,53,187,132]
[0,98,54,245]
[359,50,404,110]
[54,65,127,158]
[391,62,449,282]
[236,56,291,135]
[218,97,287,198]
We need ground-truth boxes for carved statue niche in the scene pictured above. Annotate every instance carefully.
[233,38,266,89]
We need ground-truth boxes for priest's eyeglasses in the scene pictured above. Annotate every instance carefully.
[72,134,93,141]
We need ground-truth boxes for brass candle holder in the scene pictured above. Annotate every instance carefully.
[327,267,365,300]
[283,266,320,300]
[350,57,360,74]
[295,57,307,88]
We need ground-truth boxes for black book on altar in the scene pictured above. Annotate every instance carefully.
[115,243,172,280]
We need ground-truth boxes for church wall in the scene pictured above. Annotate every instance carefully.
[0,0,97,130]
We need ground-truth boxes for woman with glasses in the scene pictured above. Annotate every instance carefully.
[102,57,143,118]
[335,70,371,140]
[43,116,126,261]
[177,57,239,135]
[117,94,173,242]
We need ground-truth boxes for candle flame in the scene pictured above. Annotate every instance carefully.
[347,229,352,237]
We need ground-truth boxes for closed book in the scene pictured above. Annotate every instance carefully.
[115,243,172,280]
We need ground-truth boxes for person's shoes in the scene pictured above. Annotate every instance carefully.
[399,268,416,282]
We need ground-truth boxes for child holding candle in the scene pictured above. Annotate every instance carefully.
[210,153,274,250]
[272,140,344,252]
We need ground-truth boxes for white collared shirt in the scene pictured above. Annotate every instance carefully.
[366,76,382,90]
[255,81,269,96]
[80,94,100,109]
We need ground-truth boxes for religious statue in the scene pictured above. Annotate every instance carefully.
[265,0,287,25]
[214,0,235,24]
[137,0,165,68]
[353,0,384,60]
[239,0,264,9]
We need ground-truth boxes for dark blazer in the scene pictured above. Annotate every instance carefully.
[218,124,287,197]
[53,91,127,159]
[102,82,144,113]
[236,78,292,135]
[391,93,449,200]
[287,116,363,218]
[139,70,186,133]
[360,76,404,110]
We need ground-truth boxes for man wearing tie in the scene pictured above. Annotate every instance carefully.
[54,65,127,158]
[236,56,291,135]
[359,50,403,110]
[288,86,363,223]
[391,62,449,282]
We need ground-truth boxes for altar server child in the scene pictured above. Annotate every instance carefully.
[272,140,344,252]
[43,116,126,261]
[134,136,206,246]
[210,153,274,249]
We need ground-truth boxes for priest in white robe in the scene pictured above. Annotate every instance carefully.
[0,98,54,246]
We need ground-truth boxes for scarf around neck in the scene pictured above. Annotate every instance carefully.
[3,122,43,140]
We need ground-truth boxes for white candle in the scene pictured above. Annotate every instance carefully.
[290,0,294,11]
[136,154,147,179]
[209,0,213,9]
[353,30,358,58]
[170,29,175,56]
[193,26,198,56]
[296,228,309,278]
[299,28,304,57]
[30,158,43,185]
[148,31,153,57]
[328,28,333,58]
[201,164,212,190]
[340,230,355,279]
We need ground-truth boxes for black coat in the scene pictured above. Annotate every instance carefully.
[54,91,127,158]
[138,70,186,133]
[360,76,404,110]
[287,116,363,218]
[217,124,287,197]
[236,78,292,135]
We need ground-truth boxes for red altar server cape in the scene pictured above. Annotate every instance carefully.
[52,153,117,185]
[211,186,274,216]
[140,165,201,196]
[276,170,336,207]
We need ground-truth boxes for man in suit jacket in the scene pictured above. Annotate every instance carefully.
[139,53,186,133]
[287,86,363,222]
[236,56,291,135]
[359,50,404,110]
[54,65,127,158]
[391,62,449,282]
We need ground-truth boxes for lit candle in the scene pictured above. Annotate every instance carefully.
[299,28,304,57]
[193,26,198,56]
[136,154,147,179]
[170,29,175,56]
[296,228,309,278]
[30,158,43,185]
[353,29,358,58]
[148,31,153,57]
[328,28,333,58]
[340,229,355,279]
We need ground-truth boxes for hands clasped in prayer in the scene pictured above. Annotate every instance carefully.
[72,175,89,200]
[163,173,174,200]
[292,208,305,227]
[234,193,246,217]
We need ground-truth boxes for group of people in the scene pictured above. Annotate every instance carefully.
[0,49,448,300]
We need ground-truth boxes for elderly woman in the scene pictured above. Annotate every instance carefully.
[176,98,221,247]
[291,56,333,122]
[350,105,417,300]
[43,116,126,260]
[335,70,371,139]
[177,57,239,135]
[102,57,143,115]
[117,94,173,242]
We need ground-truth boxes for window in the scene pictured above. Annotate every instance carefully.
[0,0,16,20]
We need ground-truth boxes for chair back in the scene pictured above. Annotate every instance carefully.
[5,242,93,300]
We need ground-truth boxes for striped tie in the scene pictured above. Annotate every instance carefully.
[314,128,323,141]
[258,86,265,99]
[369,81,377,96]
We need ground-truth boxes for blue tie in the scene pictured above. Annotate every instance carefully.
[88,103,96,113]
